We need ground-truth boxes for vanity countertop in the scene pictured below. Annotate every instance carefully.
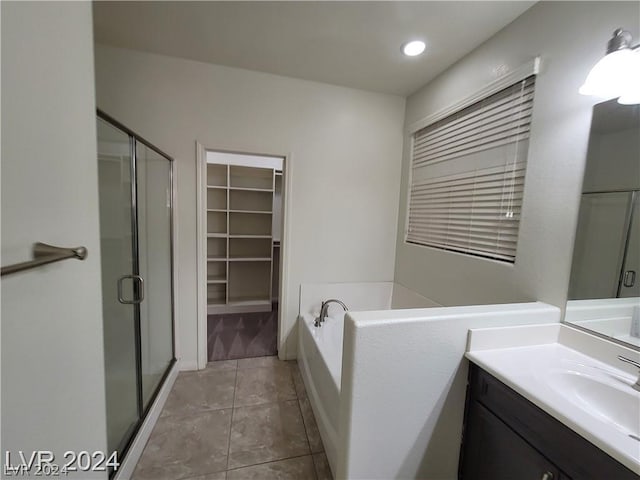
[465,323,640,475]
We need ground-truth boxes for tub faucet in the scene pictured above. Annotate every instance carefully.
[618,356,640,392]
[314,299,348,327]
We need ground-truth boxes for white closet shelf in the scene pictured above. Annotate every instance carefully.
[227,297,271,307]
[207,233,227,238]
[228,234,272,239]
[228,186,273,193]
[207,185,227,190]
[229,209,272,215]
[207,208,227,213]
[207,256,227,261]
[228,257,271,262]
[207,298,226,305]
[207,276,227,284]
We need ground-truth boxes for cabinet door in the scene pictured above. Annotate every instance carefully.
[460,401,561,480]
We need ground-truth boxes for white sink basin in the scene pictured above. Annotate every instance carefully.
[546,363,640,438]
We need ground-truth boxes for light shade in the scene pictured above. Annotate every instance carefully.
[580,29,640,105]
[402,40,426,57]
[617,50,640,104]
[579,49,639,99]
[618,90,640,105]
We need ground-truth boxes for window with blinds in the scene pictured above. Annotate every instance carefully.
[406,76,535,263]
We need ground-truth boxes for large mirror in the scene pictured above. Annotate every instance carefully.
[565,99,640,348]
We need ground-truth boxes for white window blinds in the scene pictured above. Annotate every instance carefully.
[406,76,535,263]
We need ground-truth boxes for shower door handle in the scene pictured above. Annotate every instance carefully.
[117,274,145,304]
[623,270,636,288]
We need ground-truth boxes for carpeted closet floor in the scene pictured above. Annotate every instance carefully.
[207,303,279,361]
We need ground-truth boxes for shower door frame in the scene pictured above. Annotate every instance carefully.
[98,109,177,473]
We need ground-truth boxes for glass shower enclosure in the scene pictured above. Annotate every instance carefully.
[96,111,176,465]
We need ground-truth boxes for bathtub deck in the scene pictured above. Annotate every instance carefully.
[132,356,332,480]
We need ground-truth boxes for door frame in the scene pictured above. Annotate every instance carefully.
[196,142,293,369]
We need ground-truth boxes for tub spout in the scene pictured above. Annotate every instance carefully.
[314,299,348,327]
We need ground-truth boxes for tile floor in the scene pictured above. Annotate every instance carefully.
[133,356,332,480]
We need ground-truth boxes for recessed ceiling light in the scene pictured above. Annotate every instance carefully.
[402,40,426,57]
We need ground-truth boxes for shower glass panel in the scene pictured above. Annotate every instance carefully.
[96,118,139,456]
[97,111,176,469]
[136,142,174,408]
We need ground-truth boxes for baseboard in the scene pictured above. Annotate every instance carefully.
[180,359,199,371]
[113,362,179,480]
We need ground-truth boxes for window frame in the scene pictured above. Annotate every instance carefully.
[404,60,540,263]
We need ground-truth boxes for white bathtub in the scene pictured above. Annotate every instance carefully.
[296,282,439,474]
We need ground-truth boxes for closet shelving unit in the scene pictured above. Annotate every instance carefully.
[206,162,276,314]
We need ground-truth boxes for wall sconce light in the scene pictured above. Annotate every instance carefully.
[580,28,640,105]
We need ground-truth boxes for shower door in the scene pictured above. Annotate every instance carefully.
[619,192,639,298]
[135,141,175,406]
[97,113,175,463]
[97,118,140,457]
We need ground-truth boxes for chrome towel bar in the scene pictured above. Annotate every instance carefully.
[1,242,88,277]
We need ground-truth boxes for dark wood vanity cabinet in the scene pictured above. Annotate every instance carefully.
[459,363,638,480]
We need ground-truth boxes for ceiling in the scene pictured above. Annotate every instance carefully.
[93,1,536,97]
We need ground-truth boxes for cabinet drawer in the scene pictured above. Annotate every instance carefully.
[467,364,638,480]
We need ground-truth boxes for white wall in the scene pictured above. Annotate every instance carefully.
[299,282,440,318]
[94,45,406,362]
[1,2,108,477]
[583,126,640,192]
[394,1,640,309]
[337,303,561,479]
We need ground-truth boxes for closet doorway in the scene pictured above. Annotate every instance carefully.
[196,148,286,365]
